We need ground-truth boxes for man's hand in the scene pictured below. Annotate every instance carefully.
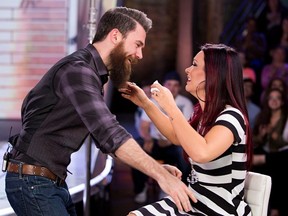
[118,82,151,109]
[156,168,197,212]
[115,138,197,212]
[162,164,182,179]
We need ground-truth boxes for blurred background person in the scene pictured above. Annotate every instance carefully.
[134,81,152,139]
[261,77,288,104]
[279,16,288,53]
[257,0,287,59]
[261,45,288,91]
[233,16,267,75]
[252,88,288,216]
[243,78,260,130]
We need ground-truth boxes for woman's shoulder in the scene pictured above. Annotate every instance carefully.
[217,106,245,123]
[222,105,243,115]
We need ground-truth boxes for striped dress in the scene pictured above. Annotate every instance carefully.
[130,106,252,216]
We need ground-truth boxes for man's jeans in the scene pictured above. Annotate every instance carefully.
[5,172,77,216]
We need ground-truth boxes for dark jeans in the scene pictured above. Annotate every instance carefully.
[132,137,190,194]
[5,172,77,216]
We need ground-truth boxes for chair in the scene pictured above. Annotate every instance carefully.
[244,171,272,216]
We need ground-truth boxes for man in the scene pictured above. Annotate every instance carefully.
[4,7,195,215]
[243,78,260,130]
[132,71,194,203]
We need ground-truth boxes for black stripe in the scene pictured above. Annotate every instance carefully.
[137,206,155,216]
[215,120,241,143]
[221,110,245,130]
[194,163,232,176]
[191,184,238,215]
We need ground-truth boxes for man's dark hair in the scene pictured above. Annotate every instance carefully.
[92,7,152,43]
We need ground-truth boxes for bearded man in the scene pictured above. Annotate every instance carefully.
[4,7,195,216]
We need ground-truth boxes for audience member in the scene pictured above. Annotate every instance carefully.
[261,45,288,90]
[233,16,267,73]
[262,77,288,103]
[279,16,288,54]
[134,81,152,138]
[239,50,261,103]
[239,50,257,83]
[252,88,288,216]
[132,71,193,203]
[243,78,261,130]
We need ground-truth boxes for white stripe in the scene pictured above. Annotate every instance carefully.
[144,204,167,216]
[164,197,188,215]
[158,199,178,216]
[232,169,247,179]
[197,154,232,169]
[197,172,232,184]
[189,185,235,216]
[130,210,144,216]
[233,152,247,162]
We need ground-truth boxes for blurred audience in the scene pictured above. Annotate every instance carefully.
[261,45,288,90]
[134,81,152,139]
[257,0,287,56]
[252,88,288,216]
[261,77,288,104]
[243,78,261,130]
[233,16,267,74]
[279,16,288,54]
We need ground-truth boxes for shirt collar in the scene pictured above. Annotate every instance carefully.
[85,44,109,85]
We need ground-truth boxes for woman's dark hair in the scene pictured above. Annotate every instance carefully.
[189,43,252,169]
[92,7,152,43]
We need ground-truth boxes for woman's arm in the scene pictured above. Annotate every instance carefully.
[151,82,235,163]
[119,82,179,144]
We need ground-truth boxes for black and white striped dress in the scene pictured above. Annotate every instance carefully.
[130,106,252,216]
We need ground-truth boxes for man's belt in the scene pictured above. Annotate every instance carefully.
[7,161,62,183]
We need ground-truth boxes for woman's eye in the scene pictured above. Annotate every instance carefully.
[192,62,197,66]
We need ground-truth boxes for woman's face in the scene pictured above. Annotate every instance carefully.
[268,90,283,111]
[185,51,206,99]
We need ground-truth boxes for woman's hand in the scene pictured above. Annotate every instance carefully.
[150,81,177,114]
[162,164,182,179]
[118,82,150,108]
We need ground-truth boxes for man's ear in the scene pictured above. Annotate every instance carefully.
[109,28,123,44]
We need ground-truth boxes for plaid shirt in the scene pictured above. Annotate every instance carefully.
[14,44,131,178]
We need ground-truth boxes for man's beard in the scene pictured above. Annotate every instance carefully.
[108,41,138,88]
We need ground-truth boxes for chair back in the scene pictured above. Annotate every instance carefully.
[244,171,272,216]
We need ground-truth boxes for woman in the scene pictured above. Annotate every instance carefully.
[253,88,288,216]
[260,77,288,104]
[120,43,252,215]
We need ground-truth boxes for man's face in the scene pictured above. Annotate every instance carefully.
[109,23,146,88]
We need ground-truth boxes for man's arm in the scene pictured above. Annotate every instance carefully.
[114,138,196,212]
